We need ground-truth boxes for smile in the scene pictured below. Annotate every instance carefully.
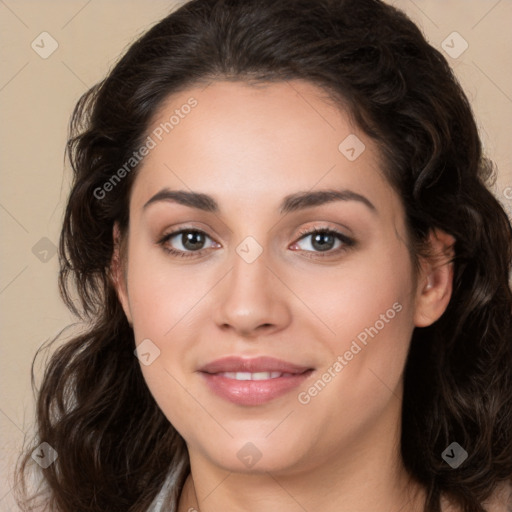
[216,371,296,380]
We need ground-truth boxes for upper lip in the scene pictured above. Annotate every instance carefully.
[199,356,314,374]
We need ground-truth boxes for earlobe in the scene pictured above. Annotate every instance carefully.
[111,222,133,325]
[414,229,456,328]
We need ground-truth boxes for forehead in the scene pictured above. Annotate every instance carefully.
[129,79,398,220]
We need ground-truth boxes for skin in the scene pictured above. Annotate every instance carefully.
[113,80,455,512]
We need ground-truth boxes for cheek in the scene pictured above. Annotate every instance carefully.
[126,251,205,434]
[293,241,416,402]
[125,241,216,428]
[126,240,205,340]
[292,239,415,344]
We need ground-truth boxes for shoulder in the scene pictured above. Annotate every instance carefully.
[482,481,512,512]
[441,481,512,512]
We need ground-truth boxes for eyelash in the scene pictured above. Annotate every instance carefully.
[157,226,355,259]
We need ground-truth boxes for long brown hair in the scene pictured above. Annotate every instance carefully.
[15,0,512,510]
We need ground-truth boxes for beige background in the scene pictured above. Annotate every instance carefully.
[0,0,511,508]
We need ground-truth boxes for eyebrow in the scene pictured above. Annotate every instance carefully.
[142,187,377,215]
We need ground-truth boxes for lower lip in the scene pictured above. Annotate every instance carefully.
[200,371,314,406]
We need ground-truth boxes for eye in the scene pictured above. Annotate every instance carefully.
[291,227,355,257]
[157,229,220,258]
[157,226,355,259]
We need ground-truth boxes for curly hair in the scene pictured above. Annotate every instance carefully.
[15,0,512,511]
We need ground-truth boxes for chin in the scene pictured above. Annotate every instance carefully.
[197,436,312,475]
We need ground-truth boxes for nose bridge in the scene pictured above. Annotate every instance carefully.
[212,235,290,335]
[233,237,269,291]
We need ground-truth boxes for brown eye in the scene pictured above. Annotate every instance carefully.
[178,231,207,251]
[293,228,354,255]
[158,229,220,258]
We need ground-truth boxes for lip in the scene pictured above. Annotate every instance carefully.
[198,356,315,406]
[199,356,313,374]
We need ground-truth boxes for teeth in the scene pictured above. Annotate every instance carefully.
[218,371,289,380]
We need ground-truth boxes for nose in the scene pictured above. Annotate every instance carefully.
[212,247,292,339]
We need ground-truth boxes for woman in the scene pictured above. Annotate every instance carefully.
[16,0,512,510]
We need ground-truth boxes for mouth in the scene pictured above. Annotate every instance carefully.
[212,370,303,380]
[198,356,315,406]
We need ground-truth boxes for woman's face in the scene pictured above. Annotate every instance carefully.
[115,80,448,476]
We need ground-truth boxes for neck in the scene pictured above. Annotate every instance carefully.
[179,459,425,512]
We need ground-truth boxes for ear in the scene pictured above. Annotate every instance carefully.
[414,228,456,328]
[111,222,133,325]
